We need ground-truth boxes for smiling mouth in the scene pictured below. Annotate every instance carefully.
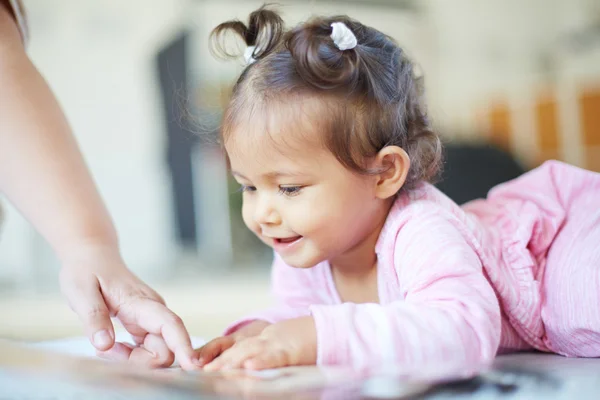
[274,236,302,245]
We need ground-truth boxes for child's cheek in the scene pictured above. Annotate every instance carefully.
[241,201,259,234]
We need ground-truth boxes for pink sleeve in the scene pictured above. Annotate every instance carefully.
[224,253,326,335]
[309,210,501,370]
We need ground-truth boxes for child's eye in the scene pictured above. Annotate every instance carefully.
[239,185,256,193]
[278,186,303,197]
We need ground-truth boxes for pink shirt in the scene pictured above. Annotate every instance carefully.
[227,161,572,369]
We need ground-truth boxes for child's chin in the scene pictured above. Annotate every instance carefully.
[277,253,321,269]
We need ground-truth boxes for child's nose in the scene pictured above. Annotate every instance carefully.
[253,195,281,225]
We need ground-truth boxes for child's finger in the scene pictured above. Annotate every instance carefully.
[203,356,226,371]
[202,346,236,371]
[203,347,237,371]
[196,336,235,367]
[203,339,259,371]
[219,339,264,369]
[243,349,288,370]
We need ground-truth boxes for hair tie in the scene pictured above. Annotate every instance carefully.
[330,22,357,51]
[244,46,257,65]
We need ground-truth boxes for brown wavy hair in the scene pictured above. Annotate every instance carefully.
[210,5,443,192]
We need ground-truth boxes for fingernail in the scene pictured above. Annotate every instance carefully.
[194,356,205,367]
[93,330,112,348]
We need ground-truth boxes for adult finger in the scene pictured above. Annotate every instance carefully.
[96,342,133,362]
[129,333,174,368]
[129,333,146,345]
[63,275,115,352]
[120,299,197,370]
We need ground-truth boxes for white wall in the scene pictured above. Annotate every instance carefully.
[0,0,192,285]
[426,0,600,166]
[1,0,598,288]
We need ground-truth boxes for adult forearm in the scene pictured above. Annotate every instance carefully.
[0,9,118,262]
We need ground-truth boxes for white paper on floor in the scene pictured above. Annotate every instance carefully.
[29,332,206,366]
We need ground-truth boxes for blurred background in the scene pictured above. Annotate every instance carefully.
[0,0,599,342]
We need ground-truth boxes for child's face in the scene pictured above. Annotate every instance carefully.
[225,124,388,269]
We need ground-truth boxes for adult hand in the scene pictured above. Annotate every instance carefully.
[59,244,199,370]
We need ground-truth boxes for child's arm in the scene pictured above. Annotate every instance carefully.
[205,209,501,371]
[309,210,501,369]
[196,254,325,367]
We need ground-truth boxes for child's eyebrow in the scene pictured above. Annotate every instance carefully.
[231,170,249,180]
[231,170,306,180]
[263,171,306,179]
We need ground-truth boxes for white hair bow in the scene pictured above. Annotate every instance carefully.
[330,22,357,51]
[244,45,257,65]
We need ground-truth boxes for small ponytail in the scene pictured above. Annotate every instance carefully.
[210,5,285,64]
[285,18,361,91]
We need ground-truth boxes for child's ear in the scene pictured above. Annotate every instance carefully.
[373,146,410,199]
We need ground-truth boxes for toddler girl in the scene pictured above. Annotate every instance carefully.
[196,6,600,372]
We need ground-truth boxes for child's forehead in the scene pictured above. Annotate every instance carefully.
[225,97,328,160]
[225,126,325,172]
[224,122,337,181]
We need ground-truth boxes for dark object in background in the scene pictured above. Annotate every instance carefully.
[421,365,560,398]
[436,142,526,205]
[156,31,198,248]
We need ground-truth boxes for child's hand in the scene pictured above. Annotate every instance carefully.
[195,320,271,367]
[195,336,236,367]
[203,317,317,371]
[230,320,272,341]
